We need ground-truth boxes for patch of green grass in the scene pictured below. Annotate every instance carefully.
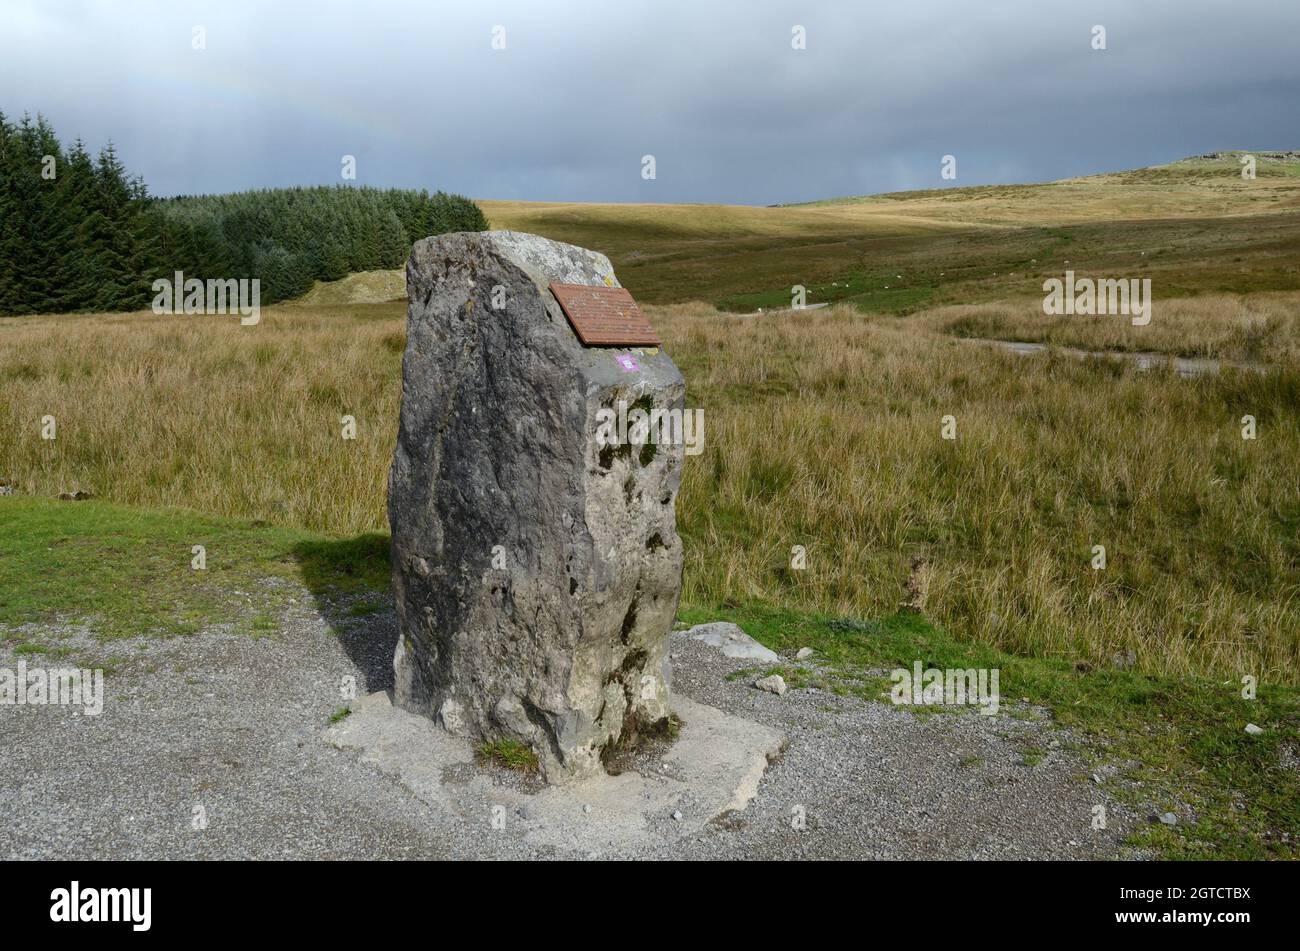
[75,655,121,678]
[1019,746,1046,767]
[679,600,1300,859]
[476,739,540,773]
[346,598,385,618]
[719,267,944,316]
[0,497,391,640]
[328,706,352,724]
[293,533,391,595]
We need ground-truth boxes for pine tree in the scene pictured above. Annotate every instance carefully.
[0,110,19,313]
[3,114,63,312]
[53,139,99,311]
[87,143,136,310]
[376,209,410,268]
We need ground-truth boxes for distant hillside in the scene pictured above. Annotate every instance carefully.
[475,152,1300,313]
[232,151,1300,313]
[795,152,1300,217]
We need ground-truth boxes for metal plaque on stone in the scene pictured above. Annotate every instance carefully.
[550,282,661,347]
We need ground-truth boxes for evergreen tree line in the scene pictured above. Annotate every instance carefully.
[0,112,487,315]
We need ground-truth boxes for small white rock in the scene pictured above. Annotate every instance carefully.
[795,647,814,660]
[672,810,683,822]
[1245,723,1265,736]
[685,622,780,663]
[1158,812,1178,827]
[582,804,591,814]
[755,674,788,696]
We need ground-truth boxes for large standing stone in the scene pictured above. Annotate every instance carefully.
[388,230,686,782]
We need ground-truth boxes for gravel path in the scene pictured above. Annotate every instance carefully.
[1,592,1138,859]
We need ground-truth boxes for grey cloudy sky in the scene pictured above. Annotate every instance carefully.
[3,0,1298,204]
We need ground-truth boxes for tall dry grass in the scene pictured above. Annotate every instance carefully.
[656,302,1300,683]
[921,290,1300,363]
[2,298,1297,682]
[0,304,404,534]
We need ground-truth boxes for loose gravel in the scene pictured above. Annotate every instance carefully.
[1,591,1138,859]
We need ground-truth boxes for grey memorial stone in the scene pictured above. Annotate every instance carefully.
[388,230,686,782]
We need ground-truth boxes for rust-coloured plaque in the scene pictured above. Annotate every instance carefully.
[550,282,661,347]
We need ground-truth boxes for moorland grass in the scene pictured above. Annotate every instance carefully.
[0,304,404,534]
[4,155,1298,680]
[663,304,1300,685]
[2,299,1296,685]
[923,290,1300,363]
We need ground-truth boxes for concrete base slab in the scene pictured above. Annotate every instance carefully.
[325,691,785,856]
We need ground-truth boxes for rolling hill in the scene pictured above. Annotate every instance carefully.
[301,153,1300,316]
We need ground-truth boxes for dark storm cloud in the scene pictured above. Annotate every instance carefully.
[2,0,1297,203]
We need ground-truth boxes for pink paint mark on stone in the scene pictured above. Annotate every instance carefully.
[616,353,639,372]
